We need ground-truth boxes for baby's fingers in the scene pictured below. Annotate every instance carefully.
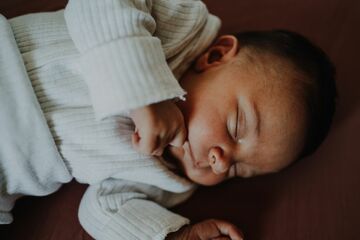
[151,134,172,156]
[132,130,159,155]
[152,127,186,156]
[169,126,187,147]
[212,220,244,240]
[152,123,187,155]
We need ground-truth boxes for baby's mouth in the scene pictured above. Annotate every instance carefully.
[164,143,208,174]
[163,142,202,177]
[182,142,210,169]
[182,141,198,168]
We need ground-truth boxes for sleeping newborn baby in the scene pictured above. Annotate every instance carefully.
[111,29,338,239]
[0,0,336,239]
[135,31,332,186]
[131,31,337,240]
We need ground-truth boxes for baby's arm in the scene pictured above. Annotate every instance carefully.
[78,179,190,240]
[64,0,186,121]
[79,179,243,240]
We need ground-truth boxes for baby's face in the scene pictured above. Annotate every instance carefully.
[166,45,307,185]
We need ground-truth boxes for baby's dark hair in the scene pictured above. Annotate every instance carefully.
[233,30,337,160]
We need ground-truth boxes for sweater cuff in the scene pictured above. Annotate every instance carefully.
[0,192,21,224]
[0,211,13,224]
[79,36,186,120]
[79,194,189,240]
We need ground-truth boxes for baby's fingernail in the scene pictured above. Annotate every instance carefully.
[152,149,163,156]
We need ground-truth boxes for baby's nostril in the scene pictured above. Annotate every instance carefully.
[211,155,216,164]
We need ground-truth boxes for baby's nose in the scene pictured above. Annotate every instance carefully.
[208,146,232,174]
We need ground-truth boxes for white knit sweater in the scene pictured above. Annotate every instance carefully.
[0,0,221,239]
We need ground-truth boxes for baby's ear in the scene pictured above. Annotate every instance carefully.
[194,35,239,72]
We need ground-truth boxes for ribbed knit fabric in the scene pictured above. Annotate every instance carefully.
[79,179,196,240]
[64,0,202,120]
[3,0,221,238]
[0,14,71,224]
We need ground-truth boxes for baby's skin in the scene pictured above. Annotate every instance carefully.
[130,99,187,156]
[129,35,308,240]
[130,99,245,240]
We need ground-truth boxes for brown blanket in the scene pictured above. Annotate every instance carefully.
[0,0,359,239]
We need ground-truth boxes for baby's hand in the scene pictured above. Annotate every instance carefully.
[166,219,244,240]
[129,100,187,156]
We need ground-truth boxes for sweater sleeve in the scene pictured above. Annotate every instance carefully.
[64,0,186,120]
[79,179,192,240]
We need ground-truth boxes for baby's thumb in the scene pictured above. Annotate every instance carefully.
[169,126,187,147]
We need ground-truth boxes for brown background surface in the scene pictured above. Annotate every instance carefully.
[0,0,359,239]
